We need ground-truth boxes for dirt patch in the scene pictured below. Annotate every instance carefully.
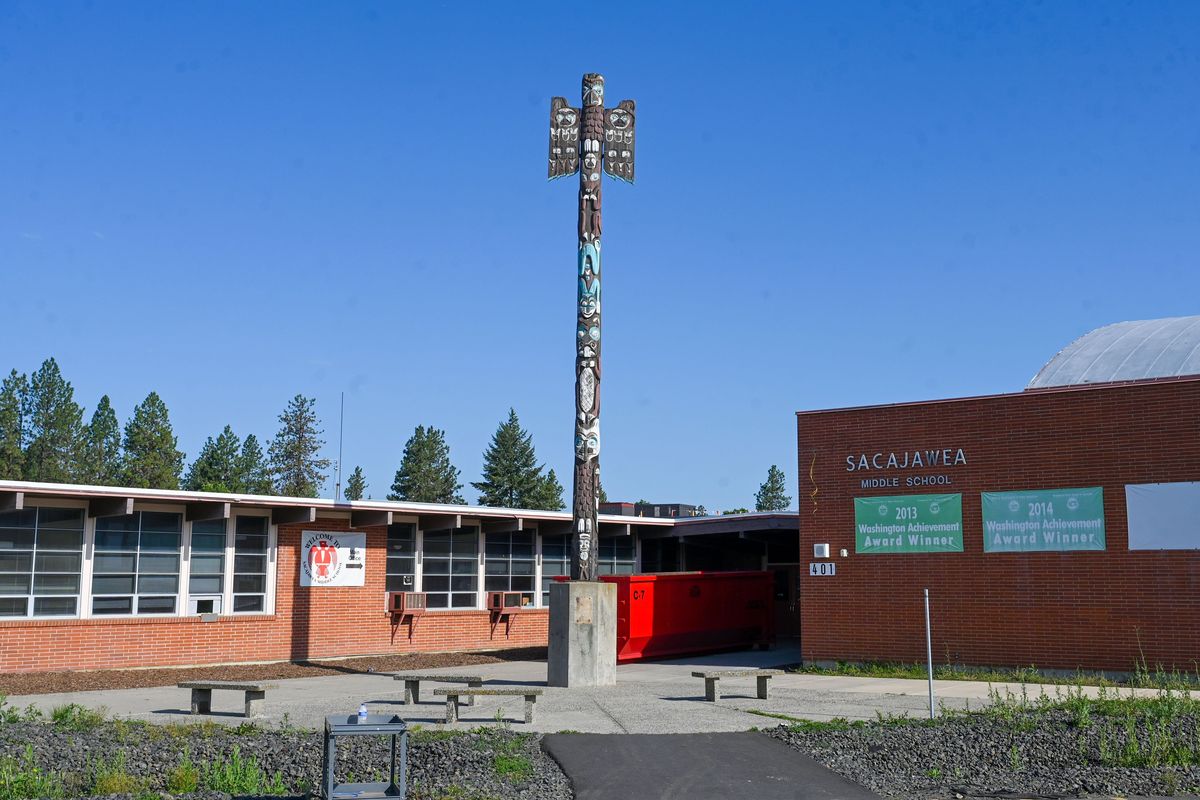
[0,647,546,696]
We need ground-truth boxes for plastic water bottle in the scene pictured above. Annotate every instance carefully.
[357,703,368,722]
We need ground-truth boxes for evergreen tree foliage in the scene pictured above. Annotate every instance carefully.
[754,464,791,511]
[0,370,28,480]
[183,425,241,492]
[268,394,331,497]
[24,358,84,483]
[121,391,185,489]
[528,467,566,511]
[722,507,750,515]
[389,425,463,504]
[81,395,122,485]
[237,434,274,495]
[471,409,548,508]
[597,478,608,505]
[344,465,367,501]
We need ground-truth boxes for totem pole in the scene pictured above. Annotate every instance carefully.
[548,73,636,581]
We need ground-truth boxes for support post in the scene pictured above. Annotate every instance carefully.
[925,588,935,720]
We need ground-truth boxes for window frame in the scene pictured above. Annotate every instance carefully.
[89,504,185,618]
[0,501,87,620]
[483,529,536,608]
[420,525,480,610]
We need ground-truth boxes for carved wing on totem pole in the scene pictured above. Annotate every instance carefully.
[548,97,581,179]
[603,100,635,183]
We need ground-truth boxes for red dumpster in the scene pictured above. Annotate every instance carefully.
[601,571,774,663]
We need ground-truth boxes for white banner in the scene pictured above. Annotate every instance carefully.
[300,531,366,587]
[1126,482,1200,550]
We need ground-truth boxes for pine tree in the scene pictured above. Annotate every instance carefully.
[0,370,28,480]
[81,395,122,485]
[389,425,463,504]
[528,467,566,511]
[184,425,241,492]
[344,466,367,501]
[268,394,331,497]
[121,392,185,489]
[471,409,545,507]
[236,434,274,495]
[596,478,608,505]
[722,507,750,515]
[754,464,791,511]
[24,358,84,483]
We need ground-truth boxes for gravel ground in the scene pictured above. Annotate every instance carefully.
[0,718,570,800]
[0,648,546,695]
[768,710,1200,799]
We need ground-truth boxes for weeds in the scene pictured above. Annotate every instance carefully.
[165,749,199,794]
[0,745,66,800]
[201,745,287,795]
[791,659,1200,691]
[88,751,143,795]
[492,753,532,782]
[50,703,106,731]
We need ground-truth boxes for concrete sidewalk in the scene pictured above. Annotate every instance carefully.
[6,646,1161,734]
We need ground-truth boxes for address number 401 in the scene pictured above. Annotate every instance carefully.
[808,562,836,577]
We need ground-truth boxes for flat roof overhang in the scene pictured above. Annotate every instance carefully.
[0,480,674,537]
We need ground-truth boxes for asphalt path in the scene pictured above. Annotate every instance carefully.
[541,731,881,800]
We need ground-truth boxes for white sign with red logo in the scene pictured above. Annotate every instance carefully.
[300,531,366,587]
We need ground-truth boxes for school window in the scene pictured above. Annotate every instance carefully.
[484,531,535,607]
[597,537,635,575]
[92,511,182,615]
[540,533,571,606]
[0,507,84,618]
[188,519,226,614]
[386,523,416,592]
[422,527,478,609]
[232,516,268,613]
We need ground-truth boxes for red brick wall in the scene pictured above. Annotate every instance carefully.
[0,520,547,673]
[797,377,1200,672]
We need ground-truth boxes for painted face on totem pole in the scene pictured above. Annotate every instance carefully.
[554,107,578,128]
[583,77,604,107]
[575,420,600,461]
[577,322,600,357]
[579,275,599,317]
[582,152,600,183]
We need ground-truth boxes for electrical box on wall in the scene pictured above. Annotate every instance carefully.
[813,543,830,559]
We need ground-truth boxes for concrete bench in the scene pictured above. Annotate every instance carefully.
[178,681,275,717]
[433,687,544,724]
[691,669,783,702]
[393,673,484,706]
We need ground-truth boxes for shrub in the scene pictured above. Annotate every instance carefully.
[165,749,199,794]
[50,703,106,731]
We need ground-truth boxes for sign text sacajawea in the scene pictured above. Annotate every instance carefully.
[854,494,964,553]
[846,448,967,471]
[982,488,1105,552]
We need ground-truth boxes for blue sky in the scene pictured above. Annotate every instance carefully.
[1,1,1196,511]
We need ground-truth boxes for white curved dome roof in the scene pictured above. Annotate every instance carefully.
[1028,316,1200,389]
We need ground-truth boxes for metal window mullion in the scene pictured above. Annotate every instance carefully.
[222,516,234,615]
[413,529,423,594]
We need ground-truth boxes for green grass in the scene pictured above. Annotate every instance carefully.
[88,751,143,796]
[50,703,107,731]
[492,753,533,782]
[791,659,1200,690]
[200,745,287,795]
[0,745,66,800]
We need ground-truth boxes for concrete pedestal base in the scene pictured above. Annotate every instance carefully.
[547,581,617,688]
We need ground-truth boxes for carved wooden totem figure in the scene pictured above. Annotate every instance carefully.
[548,73,636,581]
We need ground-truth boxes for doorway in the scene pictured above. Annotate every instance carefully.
[771,565,800,638]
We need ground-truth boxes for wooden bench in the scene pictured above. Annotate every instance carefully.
[392,673,484,706]
[691,669,783,702]
[177,681,275,717]
[433,687,544,724]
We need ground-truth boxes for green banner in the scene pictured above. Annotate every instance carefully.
[982,487,1105,552]
[854,494,963,553]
